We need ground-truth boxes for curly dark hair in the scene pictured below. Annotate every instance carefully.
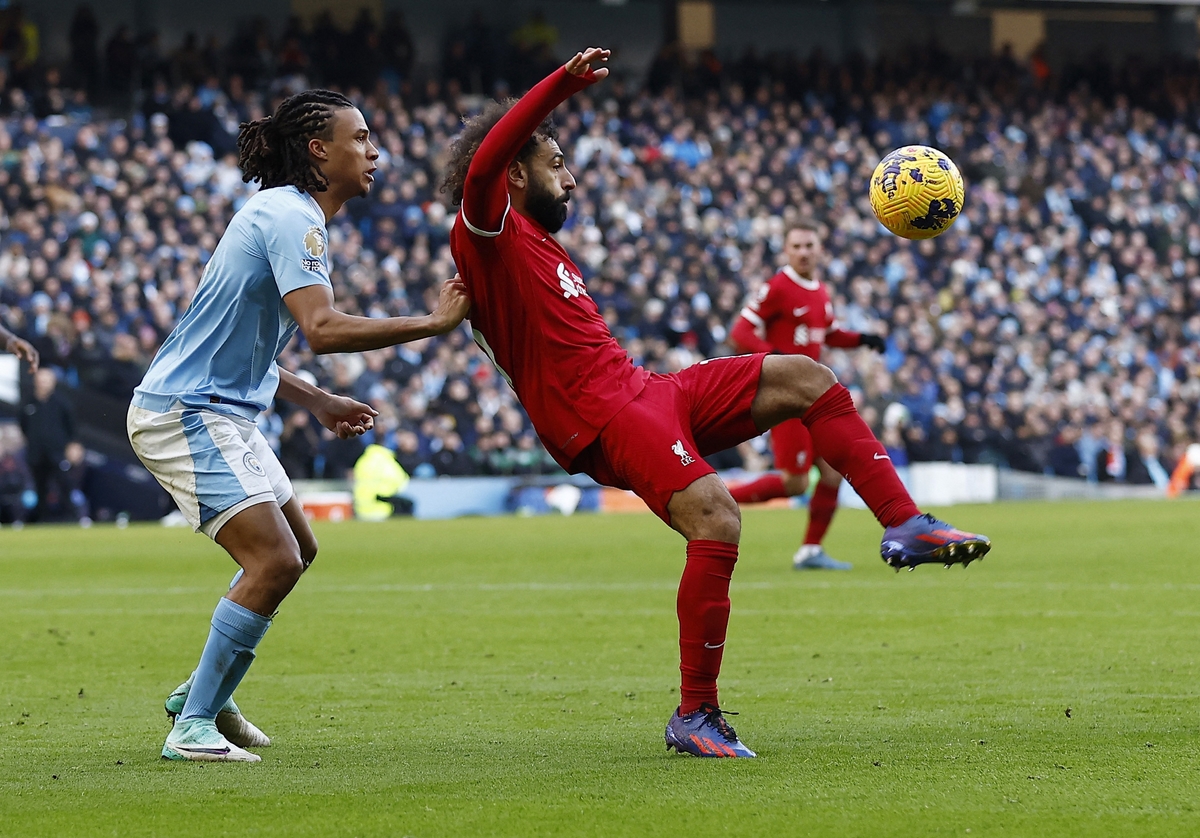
[237,89,355,191]
[441,99,558,207]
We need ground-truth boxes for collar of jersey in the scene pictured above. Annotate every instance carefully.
[293,186,325,222]
[782,265,820,290]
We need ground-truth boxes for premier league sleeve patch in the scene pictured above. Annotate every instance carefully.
[302,225,326,272]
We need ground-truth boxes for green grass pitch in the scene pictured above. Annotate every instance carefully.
[2,499,1200,837]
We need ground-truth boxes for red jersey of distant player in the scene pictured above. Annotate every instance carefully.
[729,265,861,473]
[729,265,861,360]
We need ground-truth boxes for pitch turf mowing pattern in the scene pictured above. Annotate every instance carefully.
[2,500,1199,837]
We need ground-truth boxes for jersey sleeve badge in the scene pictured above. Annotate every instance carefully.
[302,226,326,272]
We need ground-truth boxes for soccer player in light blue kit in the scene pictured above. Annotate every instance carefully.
[128,90,470,762]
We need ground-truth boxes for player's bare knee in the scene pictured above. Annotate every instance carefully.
[691,494,741,543]
[791,356,837,406]
[299,535,318,569]
[669,477,742,543]
[280,551,306,585]
[755,356,840,426]
[257,549,305,594]
[705,504,742,543]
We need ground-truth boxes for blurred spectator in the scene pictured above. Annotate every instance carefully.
[0,422,31,524]
[1,3,38,90]
[60,439,92,523]
[352,442,410,520]
[104,25,136,94]
[380,10,415,83]
[67,5,100,96]
[508,9,558,87]
[1125,428,1170,488]
[279,409,320,479]
[19,368,76,522]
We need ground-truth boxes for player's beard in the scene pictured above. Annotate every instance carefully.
[525,178,570,233]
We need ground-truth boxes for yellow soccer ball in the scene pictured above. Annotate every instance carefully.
[868,145,964,240]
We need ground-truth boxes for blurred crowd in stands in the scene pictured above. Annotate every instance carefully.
[0,3,1198,523]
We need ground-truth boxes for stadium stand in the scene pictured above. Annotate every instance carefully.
[0,6,1198,522]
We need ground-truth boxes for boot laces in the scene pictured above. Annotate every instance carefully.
[698,702,740,742]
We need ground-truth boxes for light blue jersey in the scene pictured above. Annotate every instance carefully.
[133,186,331,420]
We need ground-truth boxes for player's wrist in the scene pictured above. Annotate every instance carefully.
[425,311,457,335]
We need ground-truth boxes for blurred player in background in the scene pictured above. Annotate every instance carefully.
[444,47,989,759]
[727,222,886,570]
[129,89,470,762]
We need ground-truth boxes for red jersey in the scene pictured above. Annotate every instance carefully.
[449,68,649,470]
[729,265,860,359]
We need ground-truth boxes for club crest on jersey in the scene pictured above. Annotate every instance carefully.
[243,452,266,477]
[302,226,326,272]
[557,262,587,299]
[672,440,695,466]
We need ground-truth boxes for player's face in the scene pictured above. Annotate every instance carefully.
[785,229,822,277]
[317,107,379,199]
[523,138,575,233]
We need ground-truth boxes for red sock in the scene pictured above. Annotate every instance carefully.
[728,473,787,504]
[677,539,737,715]
[801,385,919,528]
[804,480,839,545]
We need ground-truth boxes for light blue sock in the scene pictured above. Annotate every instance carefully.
[229,568,244,590]
[179,598,271,721]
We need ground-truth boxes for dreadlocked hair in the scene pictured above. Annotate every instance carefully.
[441,99,558,207]
[237,89,355,191]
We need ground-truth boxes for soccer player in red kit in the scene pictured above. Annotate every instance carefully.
[443,47,990,758]
[728,221,887,571]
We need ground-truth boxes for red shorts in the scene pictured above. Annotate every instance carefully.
[771,417,816,474]
[572,354,766,524]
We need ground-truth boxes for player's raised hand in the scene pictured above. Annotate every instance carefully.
[565,47,610,80]
[431,274,471,333]
[315,394,378,439]
[4,334,38,372]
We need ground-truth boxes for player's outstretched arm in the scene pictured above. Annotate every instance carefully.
[0,324,38,372]
[827,328,883,351]
[285,275,470,355]
[276,368,377,439]
[461,46,609,233]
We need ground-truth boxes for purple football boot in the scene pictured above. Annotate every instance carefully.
[665,703,757,758]
[880,513,991,571]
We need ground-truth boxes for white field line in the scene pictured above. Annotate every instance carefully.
[1,579,1200,598]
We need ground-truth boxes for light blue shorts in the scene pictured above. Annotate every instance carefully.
[127,401,292,538]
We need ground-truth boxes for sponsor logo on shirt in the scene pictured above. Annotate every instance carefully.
[557,262,588,299]
[672,440,695,466]
[302,226,326,272]
[793,325,826,346]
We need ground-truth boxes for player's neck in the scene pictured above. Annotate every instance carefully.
[511,193,531,224]
[309,188,347,224]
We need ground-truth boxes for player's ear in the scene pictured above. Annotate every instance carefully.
[507,160,527,192]
[308,137,329,162]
